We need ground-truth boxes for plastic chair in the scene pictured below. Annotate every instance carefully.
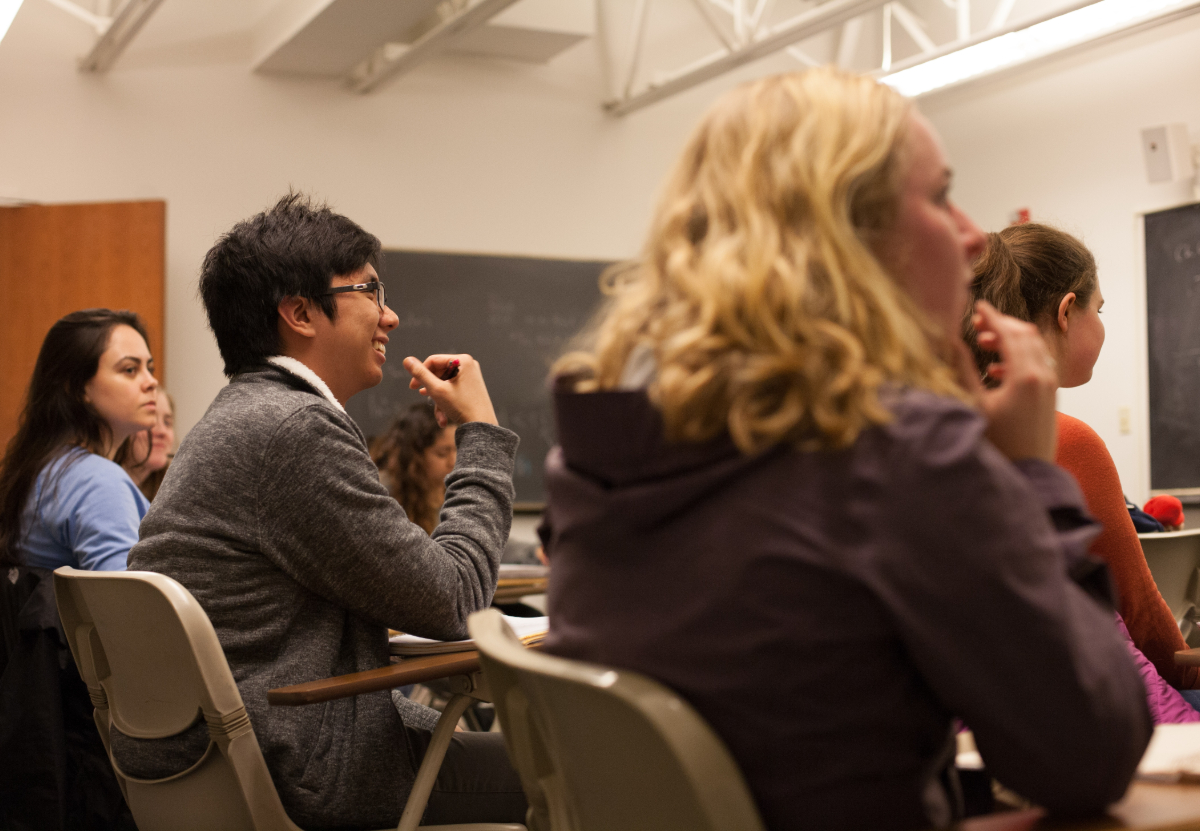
[468,608,766,831]
[1139,529,1200,647]
[53,567,522,831]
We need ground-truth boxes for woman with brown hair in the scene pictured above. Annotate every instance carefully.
[0,309,155,829]
[370,401,456,534]
[0,309,158,571]
[540,68,1149,830]
[965,222,1200,700]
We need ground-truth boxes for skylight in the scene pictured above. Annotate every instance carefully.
[882,0,1200,97]
[0,0,23,45]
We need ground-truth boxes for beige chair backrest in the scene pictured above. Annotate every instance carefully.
[53,567,302,831]
[468,608,766,831]
[1139,529,1200,646]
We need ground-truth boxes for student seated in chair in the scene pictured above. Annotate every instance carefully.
[540,69,1150,831]
[116,193,526,829]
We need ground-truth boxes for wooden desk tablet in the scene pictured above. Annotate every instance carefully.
[267,650,482,706]
[493,576,548,604]
[955,783,1200,830]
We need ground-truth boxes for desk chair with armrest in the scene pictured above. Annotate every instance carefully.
[52,567,522,831]
[1138,529,1200,647]
[467,608,766,831]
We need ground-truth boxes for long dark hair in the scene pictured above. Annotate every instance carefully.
[0,309,151,567]
[370,402,444,535]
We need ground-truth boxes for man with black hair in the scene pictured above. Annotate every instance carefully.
[121,194,526,828]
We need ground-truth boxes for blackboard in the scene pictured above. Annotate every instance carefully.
[1146,202,1200,494]
[346,249,610,508]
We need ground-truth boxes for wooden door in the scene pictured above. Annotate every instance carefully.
[0,201,165,450]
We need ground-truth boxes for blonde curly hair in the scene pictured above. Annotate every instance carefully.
[554,67,967,454]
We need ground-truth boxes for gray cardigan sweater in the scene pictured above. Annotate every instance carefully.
[122,364,518,829]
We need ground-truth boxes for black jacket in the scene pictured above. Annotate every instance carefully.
[0,566,133,831]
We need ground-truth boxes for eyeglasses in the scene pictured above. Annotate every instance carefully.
[323,280,386,311]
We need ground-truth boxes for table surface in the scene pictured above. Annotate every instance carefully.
[267,576,548,706]
[493,576,547,604]
[955,782,1200,830]
[267,649,483,706]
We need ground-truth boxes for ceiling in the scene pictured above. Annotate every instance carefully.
[26,0,1172,111]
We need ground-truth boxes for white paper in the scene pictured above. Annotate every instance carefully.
[1136,723,1200,782]
[389,615,549,655]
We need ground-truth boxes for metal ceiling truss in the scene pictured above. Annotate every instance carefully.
[42,0,167,72]
[600,0,891,115]
[35,0,1196,108]
[598,0,1029,115]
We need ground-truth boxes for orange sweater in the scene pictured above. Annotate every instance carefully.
[1055,412,1197,688]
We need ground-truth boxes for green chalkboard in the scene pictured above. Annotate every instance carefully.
[1146,202,1200,494]
[346,249,609,508]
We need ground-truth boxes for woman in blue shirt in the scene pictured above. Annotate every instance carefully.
[0,309,159,571]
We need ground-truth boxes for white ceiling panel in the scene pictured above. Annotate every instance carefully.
[253,0,443,77]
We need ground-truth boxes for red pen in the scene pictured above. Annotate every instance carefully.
[440,360,461,381]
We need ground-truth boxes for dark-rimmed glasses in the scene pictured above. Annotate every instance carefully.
[323,280,385,311]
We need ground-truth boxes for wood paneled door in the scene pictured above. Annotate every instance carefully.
[0,200,166,451]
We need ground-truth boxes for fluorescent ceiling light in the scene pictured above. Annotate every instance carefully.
[0,0,23,44]
[882,0,1200,97]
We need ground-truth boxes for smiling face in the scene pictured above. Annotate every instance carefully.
[84,324,158,453]
[314,263,400,403]
[874,114,987,336]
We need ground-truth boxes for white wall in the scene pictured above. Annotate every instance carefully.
[923,13,1200,502]
[0,0,747,438]
[4,1,1200,501]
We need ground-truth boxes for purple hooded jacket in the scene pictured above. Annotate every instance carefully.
[541,386,1151,831]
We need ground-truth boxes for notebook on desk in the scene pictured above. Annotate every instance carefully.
[390,614,549,656]
[498,563,548,581]
[1138,723,1200,783]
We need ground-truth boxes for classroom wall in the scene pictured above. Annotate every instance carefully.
[3,2,1200,501]
[0,0,737,440]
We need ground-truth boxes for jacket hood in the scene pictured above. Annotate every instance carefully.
[549,388,780,531]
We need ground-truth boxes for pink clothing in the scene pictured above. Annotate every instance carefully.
[1116,615,1200,724]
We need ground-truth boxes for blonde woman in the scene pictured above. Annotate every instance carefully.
[540,69,1149,831]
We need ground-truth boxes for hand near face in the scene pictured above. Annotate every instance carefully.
[965,301,1059,463]
[403,354,499,427]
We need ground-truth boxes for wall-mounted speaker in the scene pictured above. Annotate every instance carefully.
[1142,124,1195,184]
